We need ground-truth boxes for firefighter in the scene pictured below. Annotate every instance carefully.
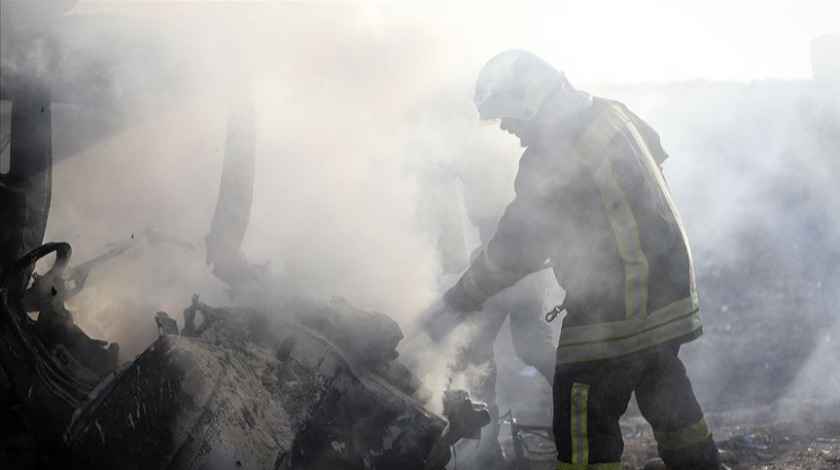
[420,50,722,469]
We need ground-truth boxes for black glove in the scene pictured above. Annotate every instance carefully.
[417,298,470,343]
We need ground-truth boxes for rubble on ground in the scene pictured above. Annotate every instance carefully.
[621,399,840,470]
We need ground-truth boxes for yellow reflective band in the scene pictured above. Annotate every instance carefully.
[459,248,529,305]
[574,105,650,320]
[654,417,712,450]
[556,304,702,364]
[616,106,698,301]
[570,383,590,465]
[481,248,519,282]
[556,462,622,470]
[461,269,490,304]
[560,296,698,345]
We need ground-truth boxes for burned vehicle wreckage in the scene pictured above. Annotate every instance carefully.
[0,5,489,469]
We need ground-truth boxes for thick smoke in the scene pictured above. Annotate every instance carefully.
[5,2,460,358]
[3,1,838,434]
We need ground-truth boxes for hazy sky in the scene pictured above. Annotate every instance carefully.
[68,0,840,84]
[420,0,840,83]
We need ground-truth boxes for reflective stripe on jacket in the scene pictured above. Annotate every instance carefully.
[445,98,702,363]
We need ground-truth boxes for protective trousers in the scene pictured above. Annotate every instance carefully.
[553,342,721,470]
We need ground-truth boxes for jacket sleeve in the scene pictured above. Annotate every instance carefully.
[444,157,554,312]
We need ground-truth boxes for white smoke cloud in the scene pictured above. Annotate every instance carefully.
[3,1,837,415]
[25,2,460,357]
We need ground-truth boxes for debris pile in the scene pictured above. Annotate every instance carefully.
[1,241,490,469]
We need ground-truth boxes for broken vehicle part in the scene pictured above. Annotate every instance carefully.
[64,296,455,470]
[2,242,488,469]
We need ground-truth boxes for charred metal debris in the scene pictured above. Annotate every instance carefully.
[0,242,490,469]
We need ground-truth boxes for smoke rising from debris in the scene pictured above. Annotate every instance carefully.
[2,0,838,422]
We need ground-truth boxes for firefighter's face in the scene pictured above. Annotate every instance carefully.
[499,118,536,147]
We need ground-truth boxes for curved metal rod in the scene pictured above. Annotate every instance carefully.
[0,242,100,456]
[0,241,71,309]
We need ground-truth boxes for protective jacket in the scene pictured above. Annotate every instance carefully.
[445,97,703,364]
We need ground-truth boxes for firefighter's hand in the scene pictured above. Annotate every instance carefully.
[417,298,469,343]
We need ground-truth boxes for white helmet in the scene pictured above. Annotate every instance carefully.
[474,50,565,121]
